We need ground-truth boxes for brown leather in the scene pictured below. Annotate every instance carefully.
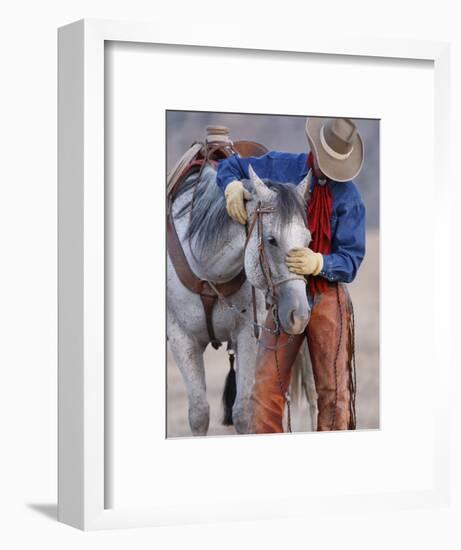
[249,283,354,433]
[205,140,268,162]
[244,203,278,298]
[199,292,220,349]
[307,284,353,431]
[206,140,269,160]
[167,142,204,196]
[168,140,269,200]
[233,140,269,158]
[250,316,305,433]
[166,207,247,348]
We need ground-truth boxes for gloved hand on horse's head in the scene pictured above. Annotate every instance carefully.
[224,180,252,224]
[286,248,324,276]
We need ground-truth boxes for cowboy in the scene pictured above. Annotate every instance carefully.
[216,117,366,432]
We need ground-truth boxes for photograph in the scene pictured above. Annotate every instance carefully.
[166,111,380,437]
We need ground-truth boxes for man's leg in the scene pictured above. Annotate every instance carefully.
[249,313,305,433]
[306,283,354,431]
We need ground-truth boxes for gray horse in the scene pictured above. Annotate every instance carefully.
[167,165,312,436]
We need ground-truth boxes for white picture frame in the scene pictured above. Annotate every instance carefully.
[58,19,452,530]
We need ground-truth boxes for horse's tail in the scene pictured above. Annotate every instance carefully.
[222,349,237,425]
[290,341,318,431]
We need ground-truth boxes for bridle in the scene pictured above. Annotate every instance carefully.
[244,201,305,303]
[205,200,306,344]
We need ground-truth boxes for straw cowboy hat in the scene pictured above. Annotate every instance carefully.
[305,117,364,182]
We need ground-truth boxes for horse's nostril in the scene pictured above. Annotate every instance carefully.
[288,308,310,329]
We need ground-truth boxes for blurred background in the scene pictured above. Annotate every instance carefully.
[166,111,379,436]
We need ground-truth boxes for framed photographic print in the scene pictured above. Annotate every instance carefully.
[58,19,452,530]
[165,110,379,438]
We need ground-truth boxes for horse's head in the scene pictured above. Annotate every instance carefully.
[244,166,312,335]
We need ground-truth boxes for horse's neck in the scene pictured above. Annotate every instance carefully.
[171,189,246,284]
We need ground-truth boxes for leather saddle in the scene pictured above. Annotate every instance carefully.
[167,139,268,349]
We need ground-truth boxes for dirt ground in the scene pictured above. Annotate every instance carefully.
[167,230,379,437]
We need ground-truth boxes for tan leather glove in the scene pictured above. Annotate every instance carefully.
[224,180,252,224]
[286,248,324,276]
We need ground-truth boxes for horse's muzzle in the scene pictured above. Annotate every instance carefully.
[281,308,310,335]
[276,283,311,335]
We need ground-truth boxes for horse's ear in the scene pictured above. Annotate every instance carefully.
[297,170,312,200]
[248,165,275,202]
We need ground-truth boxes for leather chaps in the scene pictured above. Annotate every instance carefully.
[249,283,355,433]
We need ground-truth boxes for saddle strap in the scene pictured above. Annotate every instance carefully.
[167,210,202,294]
[200,293,221,350]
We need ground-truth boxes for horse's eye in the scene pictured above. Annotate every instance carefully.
[267,236,278,246]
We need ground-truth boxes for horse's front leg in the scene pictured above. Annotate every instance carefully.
[168,318,209,436]
[232,325,258,434]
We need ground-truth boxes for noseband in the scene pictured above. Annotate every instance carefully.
[244,201,305,303]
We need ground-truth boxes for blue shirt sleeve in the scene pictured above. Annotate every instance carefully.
[216,152,308,191]
[216,154,266,191]
[320,183,366,284]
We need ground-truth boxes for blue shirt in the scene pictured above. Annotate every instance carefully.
[216,151,366,284]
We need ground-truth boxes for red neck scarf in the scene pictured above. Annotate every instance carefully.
[306,152,332,295]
